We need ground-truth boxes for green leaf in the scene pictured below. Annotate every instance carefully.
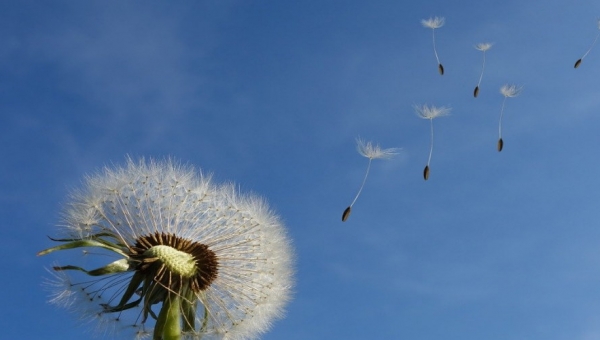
[53,259,130,276]
[103,271,144,313]
[181,287,197,333]
[37,239,127,257]
[48,232,121,243]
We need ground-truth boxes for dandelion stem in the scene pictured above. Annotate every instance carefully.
[155,293,182,340]
[498,97,507,140]
[581,30,600,61]
[427,118,435,167]
[477,51,487,88]
[349,158,373,208]
[432,29,440,65]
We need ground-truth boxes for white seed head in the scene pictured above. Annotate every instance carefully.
[414,104,451,120]
[421,16,445,29]
[500,84,523,98]
[475,42,493,51]
[356,138,400,160]
[45,157,294,339]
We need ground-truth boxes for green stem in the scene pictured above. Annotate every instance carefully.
[155,293,181,340]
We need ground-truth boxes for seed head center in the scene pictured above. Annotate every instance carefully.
[144,245,197,278]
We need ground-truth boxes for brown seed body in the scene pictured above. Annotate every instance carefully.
[474,86,479,98]
[497,138,504,152]
[423,165,430,180]
[438,63,444,75]
[574,59,582,68]
[342,206,351,222]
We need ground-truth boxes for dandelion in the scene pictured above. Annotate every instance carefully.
[38,158,294,340]
[342,139,399,222]
[473,43,493,97]
[574,19,600,68]
[421,16,446,75]
[415,104,451,180]
[497,84,522,151]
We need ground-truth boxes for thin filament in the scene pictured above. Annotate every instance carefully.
[581,31,600,60]
[498,97,507,139]
[349,158,373,208]
[477,51,486,87]
[432,29,441,65]
[427,119,434,166]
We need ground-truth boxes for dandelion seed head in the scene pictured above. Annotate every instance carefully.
[421,16,445,29]
[475,43,493,51]
[500,84,523,98]
[356,138,400,160]
[414,104,451,120]
[41,157,294,339]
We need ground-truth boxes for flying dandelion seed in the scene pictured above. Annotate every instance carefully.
[421,16,445,75]
[575,19,600,68]
[498,84,522,152]
[342,139,399,222]
[415,104,451,180]
[474,43,493,97]
[38,158,294,340]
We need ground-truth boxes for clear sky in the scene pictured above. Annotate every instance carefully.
[3,1,600,339]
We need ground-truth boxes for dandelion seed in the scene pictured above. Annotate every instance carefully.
[574,19,600,68]
[498,84,522,152]
[415,104,451,180]
[342,139,399,221]
[423,165,430,180]
[421,16,446,75]
[38,158,294,340]
[341,206,352,222]
[474,43,493,97]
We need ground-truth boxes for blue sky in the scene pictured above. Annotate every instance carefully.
[3,1,600,339]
